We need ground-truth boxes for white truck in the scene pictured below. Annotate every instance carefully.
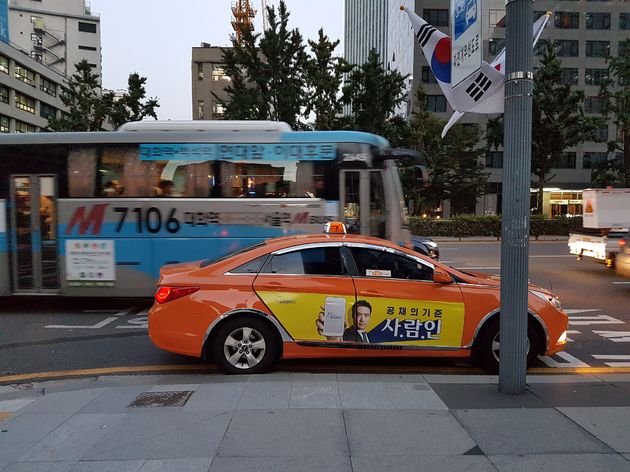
[568,188,630,268]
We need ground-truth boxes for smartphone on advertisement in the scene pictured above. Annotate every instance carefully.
[322,297,346,337]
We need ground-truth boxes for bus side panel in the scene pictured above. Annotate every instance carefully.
[0,200,9,296]
[57,199,331,297]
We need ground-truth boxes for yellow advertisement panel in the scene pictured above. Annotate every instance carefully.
[258,291,465,347]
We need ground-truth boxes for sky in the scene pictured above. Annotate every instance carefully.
[89,0,345,121]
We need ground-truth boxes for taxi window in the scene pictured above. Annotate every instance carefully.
[262,247,344,276]
[229,255,269,274]
[350,247,433,281]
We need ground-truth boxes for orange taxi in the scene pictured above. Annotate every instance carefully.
[148,226,568,374]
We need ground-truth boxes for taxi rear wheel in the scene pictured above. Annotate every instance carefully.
[474,318,543,373]
[212,317,278,374]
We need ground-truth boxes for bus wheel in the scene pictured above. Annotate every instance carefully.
[212,317,277,374]
[473,318,543,373]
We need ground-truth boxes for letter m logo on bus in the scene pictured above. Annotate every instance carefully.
[65,204,109,235]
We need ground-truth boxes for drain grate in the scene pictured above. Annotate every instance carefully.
[128,391,193,408]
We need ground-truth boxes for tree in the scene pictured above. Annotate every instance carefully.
[304,29,351,130]
[108,73,159,129]
[47,60,112,131]
[599,38,630,182]
[341,49,408,136]
[404,87,488,215]
[220,0,307,129]
[487,42,602,213]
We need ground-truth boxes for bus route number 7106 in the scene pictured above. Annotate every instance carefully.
[114,207,180,234]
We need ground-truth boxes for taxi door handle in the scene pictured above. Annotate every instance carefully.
[359,289,383,296]
[258,282,283,289]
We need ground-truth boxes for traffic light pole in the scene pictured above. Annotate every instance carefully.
[499,0,534,394]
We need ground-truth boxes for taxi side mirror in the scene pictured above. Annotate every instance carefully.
[433,269,453,284]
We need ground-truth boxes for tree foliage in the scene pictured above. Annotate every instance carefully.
[47,60,159,131]
[486,42,602,213]
[598,38,630,184]
[403,87,488,216]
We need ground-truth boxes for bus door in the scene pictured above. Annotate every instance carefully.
[9,175,59,293]
[340,170,386,238]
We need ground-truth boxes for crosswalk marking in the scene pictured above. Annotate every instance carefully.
[593,331,630,342]
[592,354,630,367]
[569,314,624,326]
[539,351,590,368]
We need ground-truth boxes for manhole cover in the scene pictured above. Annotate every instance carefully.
[128,391,193,408]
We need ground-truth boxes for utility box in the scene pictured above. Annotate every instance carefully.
[582,188,630,229]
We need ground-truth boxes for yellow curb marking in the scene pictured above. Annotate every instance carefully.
[0,412,13,420]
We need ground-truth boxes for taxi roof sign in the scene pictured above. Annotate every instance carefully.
[324,222,347,234]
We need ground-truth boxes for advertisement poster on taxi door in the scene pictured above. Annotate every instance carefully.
[258,292,465,347]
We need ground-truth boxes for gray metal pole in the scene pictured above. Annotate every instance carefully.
[498,0,533,394]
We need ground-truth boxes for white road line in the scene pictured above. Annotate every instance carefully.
[612,281,630,285]
[569,314,624,326]
[564,309,601,315]
[529,255,575,258]
[593,331,630,342]
[592,354,630,367]
[45,317,118,329]
[566,329,580,342]
[115,307,136,317]
[539,351,590,368]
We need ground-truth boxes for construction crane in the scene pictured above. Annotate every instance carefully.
[231,0,256,44]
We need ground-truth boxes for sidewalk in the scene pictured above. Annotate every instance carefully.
[1,372,629,471]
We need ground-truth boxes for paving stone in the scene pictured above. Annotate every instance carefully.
[138,458,213,472]
[339,382,392,409]
[20,389,104,414]
[17,413,125,461]
[289,381,341,409]
[184,382,247,411]
[489,453,630,472]
[350,455,496,472]
[453,408,612,455]
[1,462,77,472]
[384,382,448,409]
[432,383,550,409]
[209,456,351,472]
[526,375,602,384]
[218,409,347,457]
[528,383,630,407]
[345,409,476,456]
[559,407,630,453]
[79,386,149,414]
[424,375,498,384]
[69,460,144,472]
[236,381,291,409]
[82,410,231,460]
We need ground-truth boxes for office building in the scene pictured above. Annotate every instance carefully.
[383,0,628,216]
[191,43,230,120]
[8,0,101,78]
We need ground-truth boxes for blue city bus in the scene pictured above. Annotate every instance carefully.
[0,121,423,297]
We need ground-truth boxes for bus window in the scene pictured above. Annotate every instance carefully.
[370,171,386,238]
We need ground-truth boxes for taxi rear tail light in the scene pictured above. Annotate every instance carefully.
[155,286,199,304]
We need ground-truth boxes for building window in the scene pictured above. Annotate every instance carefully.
[31,33,42,45]
[620,41,629,57]
[489,10,506,28]
[40,103,57,120]
[485,151,503,169]
[586,40,610,57]
[197,100,204,119]
[425,95,447,112]
[586,13,610,30]
[78,22,97,33]
[212,101,226,118]
[585,96,604,113]
[0,115,9,133]
[489,38,505,55]
[423,9,448,27]
[196,62,203,80]
[554,12,579,29]
[15,65,36,86]
[585,68,608,85]
[421,66,437,84]
[560,68,579,85]
[15,93,36,114]
[0,85,8,104]
[15,121,37,133]
[621,13,630,30]
[583,152,608,169]
[30,51,43,62]
[593,126,608,142]
[212,65,229,81]
[40,77,57,97]
[0,55,8,74]
[556,40,579,57]
[78,45,97,51]
[534,39,549,56]
[553,152,576,169]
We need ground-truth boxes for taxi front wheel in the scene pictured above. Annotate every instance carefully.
[474,318,543,373]
[212,317,278,374]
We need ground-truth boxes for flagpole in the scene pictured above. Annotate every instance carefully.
[498,0,533,393]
